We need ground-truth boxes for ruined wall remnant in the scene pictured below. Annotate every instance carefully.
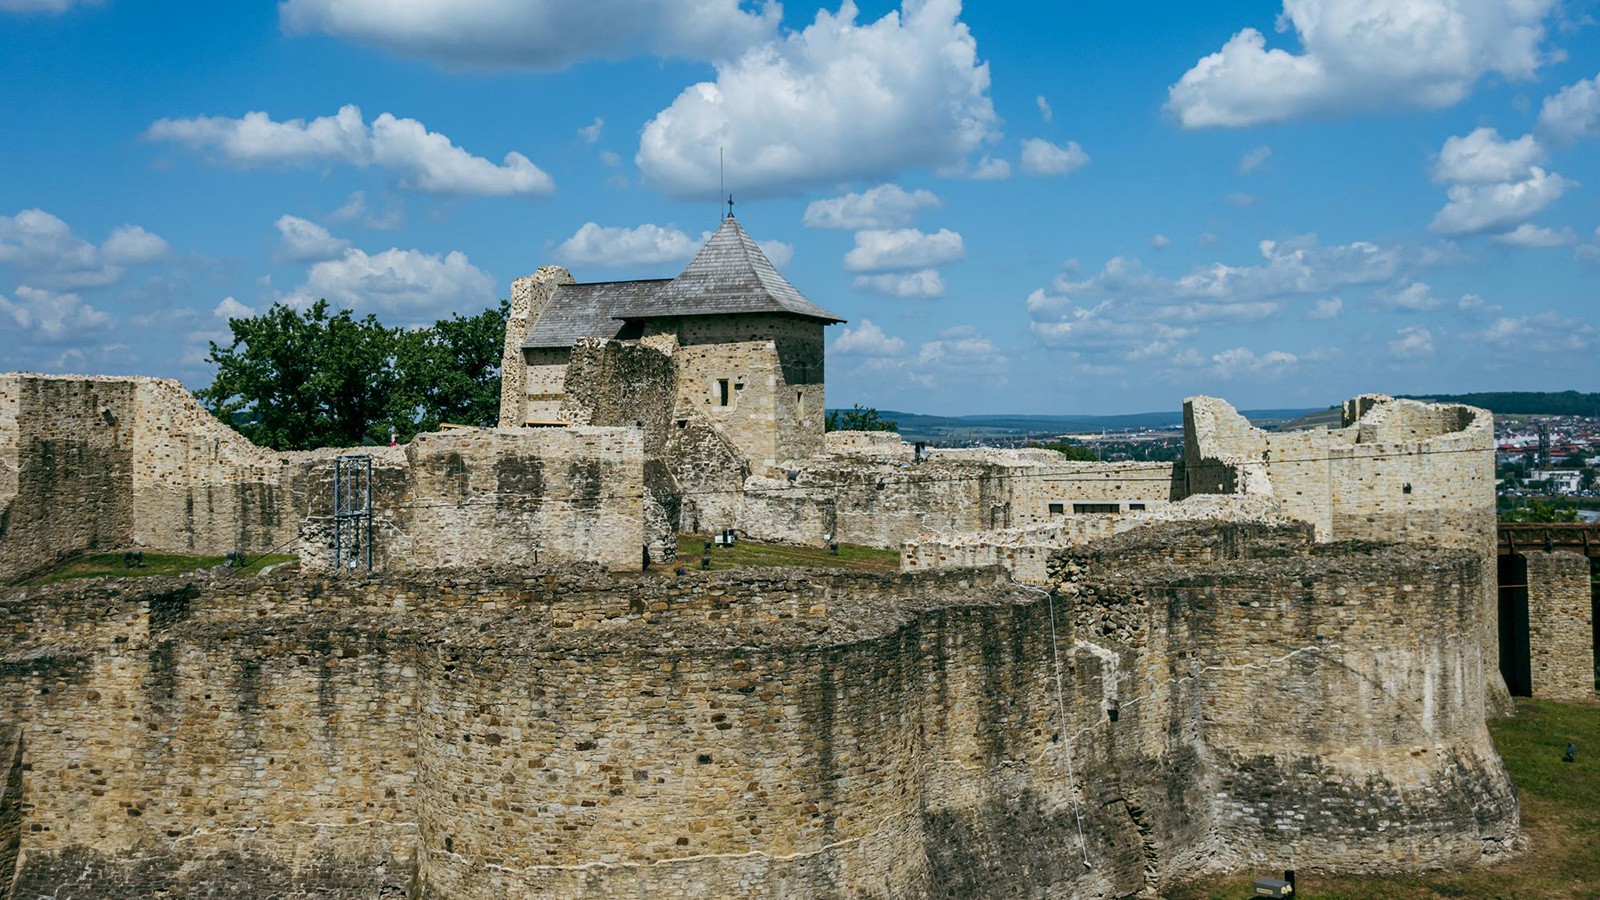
[2,521,1520,898]
[499,266,574,427]
[1523,550,1597,701]
[1,374,648,580]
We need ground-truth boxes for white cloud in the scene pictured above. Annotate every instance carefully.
[1382,280,1443,311]
[916,324,1004,374]
[213,296,255,320]
[1150,234,1172,250]
[147,104,554,196]
[1056,235,1398,304]
[578,117,604,144]
[275,214,352,263]
[1019,138,1089,177]
[287,246,496,319]
[1578,227,1600,263]
[831,319,906,356]
[1237,145,1272,174]
[279,0,781,70]
[1036,94,1053,123]
[1476,310,1597,351]
[0,0,102,13]
[853,268,945,298]
[1388,325,1434,359]
[1308,296,1343,319]
[759,239,794,269]
[1167,0,1557,128]
[843,228,965,272]
[803,184,942,230]
[1433,127,1544,183]
[100,226,170,265]
[554,222,698,267]
[1535,72,1600,146]
[0,285,111,340]
[330,190,403,230]
[968,155,1011,180]
[1206,346,1299,379]
[637,0,999,197]
[0,208,169,290]
[1157,300,1282,322]
[1429,166,1574,234]
[1494,223,1574,247]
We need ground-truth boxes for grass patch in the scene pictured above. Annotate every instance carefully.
[665,534,899,574]
[24,552,298,586]
[1169,697,1600,899]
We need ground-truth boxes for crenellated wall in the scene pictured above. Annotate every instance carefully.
[1,521,1520,899]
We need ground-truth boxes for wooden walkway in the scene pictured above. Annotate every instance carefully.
[1497,523,1600,557]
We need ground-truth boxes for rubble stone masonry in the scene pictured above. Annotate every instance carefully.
[0,522,1518,898]
[1523,550,1597,701]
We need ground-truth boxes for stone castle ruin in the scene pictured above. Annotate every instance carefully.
[0,219,1595,897]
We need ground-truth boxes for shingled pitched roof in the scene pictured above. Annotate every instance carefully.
[522,279,670,349]
[523,215,843,350]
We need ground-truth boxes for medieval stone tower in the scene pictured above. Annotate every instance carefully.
[499,214,844,467]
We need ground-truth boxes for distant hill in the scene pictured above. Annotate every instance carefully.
[833,407,1320,444]
[1397,391,1600,416]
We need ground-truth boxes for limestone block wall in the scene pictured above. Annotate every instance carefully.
[2,521,1522,898]
[1524,550,1597,700]
[293,427,646,572]
[1,375,649,581]
[1050,523,1519,874]
[499,266,574,428]
[648,313,826,464]
[521,348,571,423]
[0,374,137,583]
[0,579,418,898]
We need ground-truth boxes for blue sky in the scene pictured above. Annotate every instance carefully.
[2,0,1598,415]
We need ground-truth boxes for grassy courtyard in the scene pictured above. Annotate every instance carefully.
[1171,697,1600,899]
[668,534,900,573]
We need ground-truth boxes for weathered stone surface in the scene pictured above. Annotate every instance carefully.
[1,522,1519,898]
[1523,549,1596,700]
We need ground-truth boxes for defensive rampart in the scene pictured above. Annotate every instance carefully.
[0,521,1519,898]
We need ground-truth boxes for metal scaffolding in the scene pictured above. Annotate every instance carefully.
[332,455,373,572]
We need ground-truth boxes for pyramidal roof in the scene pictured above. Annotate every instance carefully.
[522,215,843,349]
[615,215,844,323]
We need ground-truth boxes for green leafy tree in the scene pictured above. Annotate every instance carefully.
[1501,499,1580,523]
[393,300,508,433]
[825,404,898,433]
[200,301,403,450]
[1029,440,1098,461]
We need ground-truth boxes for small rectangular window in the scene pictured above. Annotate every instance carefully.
[1128,503,1146,511]
[1072,503,1120,514]
[1048,503,1064,516]
[717,378,730,407]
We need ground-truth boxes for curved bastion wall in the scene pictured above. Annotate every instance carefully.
[0,521,1517,898]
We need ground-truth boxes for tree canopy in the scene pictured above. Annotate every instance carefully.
[825,404,898,433]
[199,299,507,451]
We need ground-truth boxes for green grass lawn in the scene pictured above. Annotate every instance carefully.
[667,534,900,574]
[1171,697,1600,899]
[23,551,298,586]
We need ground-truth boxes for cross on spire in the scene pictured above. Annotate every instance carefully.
[726,194,735,219]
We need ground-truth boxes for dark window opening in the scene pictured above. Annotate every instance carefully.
[717,379,730,407]
[1048,503,1065,516]
[1073,503,1120,514]
[1129,503,1146,511]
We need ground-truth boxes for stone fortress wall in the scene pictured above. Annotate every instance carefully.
[0,373,647,582]
[0,521,1519,898]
